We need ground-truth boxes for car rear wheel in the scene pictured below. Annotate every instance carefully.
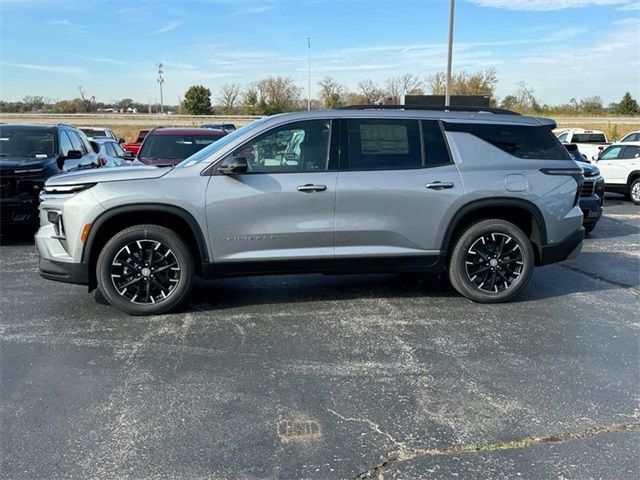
[448,219,534,303]
[630,179,640,205]
[97,224,194,315]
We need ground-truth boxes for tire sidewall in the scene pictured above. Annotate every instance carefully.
[630,179,640,205]
[450,220,534,303]
[97,225,194,315]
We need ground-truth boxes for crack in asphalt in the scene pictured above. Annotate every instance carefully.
[560,263,640,295]
[345,421,640,479]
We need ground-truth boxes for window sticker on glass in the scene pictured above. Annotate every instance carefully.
[360,124,409,155]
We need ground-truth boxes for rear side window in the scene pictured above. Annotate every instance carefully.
[622,146,640,159]
[444,123,570,160]
[422,120,451,166]
[346,119,421,170]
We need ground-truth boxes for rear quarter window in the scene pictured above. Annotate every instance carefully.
[444,122,570,160]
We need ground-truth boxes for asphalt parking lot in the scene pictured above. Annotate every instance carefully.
[1,196,638,479]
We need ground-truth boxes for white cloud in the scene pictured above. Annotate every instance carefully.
[148,20,183,35]
[1,62,85,76]
[618,0,640,9]
[470,0,628,11]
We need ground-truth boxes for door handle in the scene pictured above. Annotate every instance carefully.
[426,181,454,190]
[297,184,327,192]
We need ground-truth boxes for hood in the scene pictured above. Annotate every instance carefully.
[46,165,171,187]
[0,156,57,170]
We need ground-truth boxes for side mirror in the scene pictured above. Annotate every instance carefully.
[592,154,600,161]
[122,151,136,161]
[64,150,83,160]
[218,156,248,175]
[119,138,126,144]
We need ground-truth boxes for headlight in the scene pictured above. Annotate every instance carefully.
[42,183,96,194]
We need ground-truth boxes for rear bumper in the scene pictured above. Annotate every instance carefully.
[538,228,584,266]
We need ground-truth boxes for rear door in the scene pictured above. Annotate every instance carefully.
[205,119,339,266]
[334,118,464,265]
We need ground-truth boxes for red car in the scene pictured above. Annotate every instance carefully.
[132,128,227,167]
[123,129,151,155]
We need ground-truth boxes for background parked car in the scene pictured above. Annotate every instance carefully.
[556,128,610,161]
[593,141,640,204]
[132,128,228,167]
[564,143,604,232]
[202,123,236,132]
[91,138,132,168]
[0,123,99,226]
[123,128,152,156]
[619,130,640,143]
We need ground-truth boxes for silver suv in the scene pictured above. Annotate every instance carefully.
[36,107,585,315]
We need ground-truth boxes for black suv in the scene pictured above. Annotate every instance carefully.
[0,124,99,226]
[564,143,604,233]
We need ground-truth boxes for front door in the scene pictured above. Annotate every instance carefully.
[205,119,338,266]
[334,118,464,264]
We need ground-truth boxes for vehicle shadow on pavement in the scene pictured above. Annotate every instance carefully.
[588,215,640,240]
[0,227,36,246]
[185,273,457,312]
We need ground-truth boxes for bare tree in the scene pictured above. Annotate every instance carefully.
[385,77,401,99]
[357,79,383,104]
[427,68,497,97]
[397,73,424,95]
[243,76,301,115]
[218,83,241,113]
[317,76,346,108]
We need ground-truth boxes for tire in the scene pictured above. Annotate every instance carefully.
[630,179,640,205]
[448,219,535,303]
[96,224,194,315]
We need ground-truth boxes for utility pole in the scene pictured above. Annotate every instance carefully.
[157,63,165,114]
[445,0,455,107]
[307,36,311,111]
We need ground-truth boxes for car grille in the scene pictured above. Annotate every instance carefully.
[581,180,595,196]
[0,175,18,197]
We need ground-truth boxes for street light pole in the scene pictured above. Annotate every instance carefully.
[157,63,165,114]
[445,0,455,107]
[307,36,311,111]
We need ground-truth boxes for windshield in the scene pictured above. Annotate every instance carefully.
[80,128,107,138]
[176,117,270,168]
[138,134,223,164]
[0,127,56,158]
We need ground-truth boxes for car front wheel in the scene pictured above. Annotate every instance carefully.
[96,224,194,315]
[448,219,535,303]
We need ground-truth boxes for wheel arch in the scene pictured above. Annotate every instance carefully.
[83,204,209,290]
[442,198,547,265]
[627,170,640,186]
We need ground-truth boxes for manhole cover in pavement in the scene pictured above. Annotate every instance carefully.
[278,418,322,443]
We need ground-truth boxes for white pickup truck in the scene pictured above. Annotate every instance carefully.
[556,128,611,162]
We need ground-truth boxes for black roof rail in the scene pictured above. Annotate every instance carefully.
[335,105,520,115]
[57,122,78,128]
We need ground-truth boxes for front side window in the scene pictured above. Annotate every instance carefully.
[621,146,640,159]
[231,120,331,173]
[59,132,74,156]
[67,131,86,153]
[600,146,622,160]
[445,122,571,160]
[346,119,421,170]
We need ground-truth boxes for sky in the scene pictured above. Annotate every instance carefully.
[0,0,638,105]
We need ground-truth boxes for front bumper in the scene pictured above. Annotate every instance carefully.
[538,227,585,266]
[35,224,88,285]
[0,194,39,225]
[579,194,604,227]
